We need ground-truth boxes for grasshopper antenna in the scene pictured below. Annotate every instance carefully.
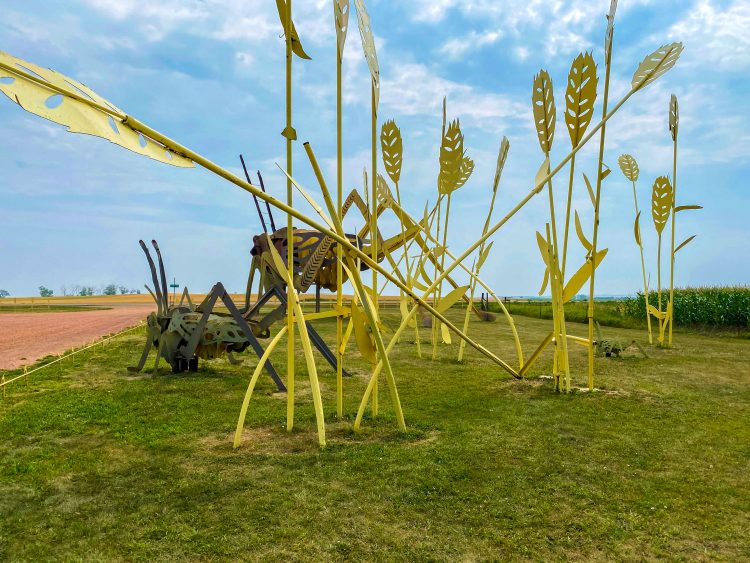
[139,240,164,317]
[240,154,268,234]
[151,240,170,311]
[257,170,277,232]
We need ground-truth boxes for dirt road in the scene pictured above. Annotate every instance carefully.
[0,305,152,370]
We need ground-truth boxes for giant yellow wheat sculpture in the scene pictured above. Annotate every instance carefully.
[0,0,684,445]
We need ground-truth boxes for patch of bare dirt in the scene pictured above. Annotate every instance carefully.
[0,305,152,370]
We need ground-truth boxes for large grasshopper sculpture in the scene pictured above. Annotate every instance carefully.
[130,168,421,388]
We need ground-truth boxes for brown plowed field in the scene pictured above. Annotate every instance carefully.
[0,305,152,370]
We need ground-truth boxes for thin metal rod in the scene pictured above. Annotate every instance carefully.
[257,172,277,232]
[240,155,267,233]
[587,25,615,391]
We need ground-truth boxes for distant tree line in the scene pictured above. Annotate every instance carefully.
[29,285,143,297]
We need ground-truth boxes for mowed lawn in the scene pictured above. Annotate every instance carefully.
[0,309,748,561]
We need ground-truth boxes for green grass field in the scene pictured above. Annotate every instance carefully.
[1,310,748,560]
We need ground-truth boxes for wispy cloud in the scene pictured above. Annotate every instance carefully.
[438,30,503,59]
[0,0,747,296]
[666,0,750,70]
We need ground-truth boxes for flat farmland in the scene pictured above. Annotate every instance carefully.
[0,293,378,371]
[0,303,153,370]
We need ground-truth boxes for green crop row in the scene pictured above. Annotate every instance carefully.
[622,286,750,329]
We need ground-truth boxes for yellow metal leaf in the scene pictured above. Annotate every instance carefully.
[675,235,696,253]
[439,119,470,194]
[565,52,598,148]
[633,211,643,247]
[431,245,447,261]
[538,267,550,296]
[651,176,673,235]
[605,0,617,59]
[399,296,416,328]
[631,42,684,92]
[419,258,433,287]
[675,204,702,213]
[600,162,611,181]
[492,137,510,194]
[534,156,551,194]
[476,241,494,271]
[669,94,679,141]
[275,0,312,60]
[618,154,640,182]
[562,248,608,303]
[532,69,556,154]
[455,156,475,192]
[334,0,350,56]
[441,323,452,345]
[351,296,376,364]
[380,119,403,184]
[574,210,593,252]
[376,174,393,208]
[648,304,665,320]
[412,277,429,292]
[437,285,469,314]
[0,50,193,168]
[583,172,596,207]
[536,231,550,266]
[354,0,379,107]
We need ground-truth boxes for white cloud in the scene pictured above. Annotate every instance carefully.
[667,0,750,69]
[438,30,502,59]
[380,63,527,133]
[409,0,651,57]
[410,0,457,23]
[81,0,332,47]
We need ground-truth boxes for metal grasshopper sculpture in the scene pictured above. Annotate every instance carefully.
[130,162,420,388]
[130,239,287,389]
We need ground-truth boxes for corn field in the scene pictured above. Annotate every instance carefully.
[623,286,750,331]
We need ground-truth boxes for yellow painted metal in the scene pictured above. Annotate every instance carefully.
[561,52,598,279]
[268,237,327,446]
[618,154,653,344]
[334,0,349,419]
[546,225,571,392]
[233,325,288,448]
[283,0,296,432]
[340,317,355,355]
[652,175,674,344]
[301,140,518,414]
[381,119,421,357]
[0,51,192,168]
[668,93,678,347]
[533,69,568,388]
[352,0,382,415]
[275,0,312,60]
[0,19,686,445]
[587,9,615,392]
[566,333,593,347]
[390,202,525,369]
[519,332,554,378]
[370,84,379,417]
[304,142,406,430]
[302,309,349,322]
[458,137,507,363]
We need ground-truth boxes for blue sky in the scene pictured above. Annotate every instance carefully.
[1,0,748,298]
